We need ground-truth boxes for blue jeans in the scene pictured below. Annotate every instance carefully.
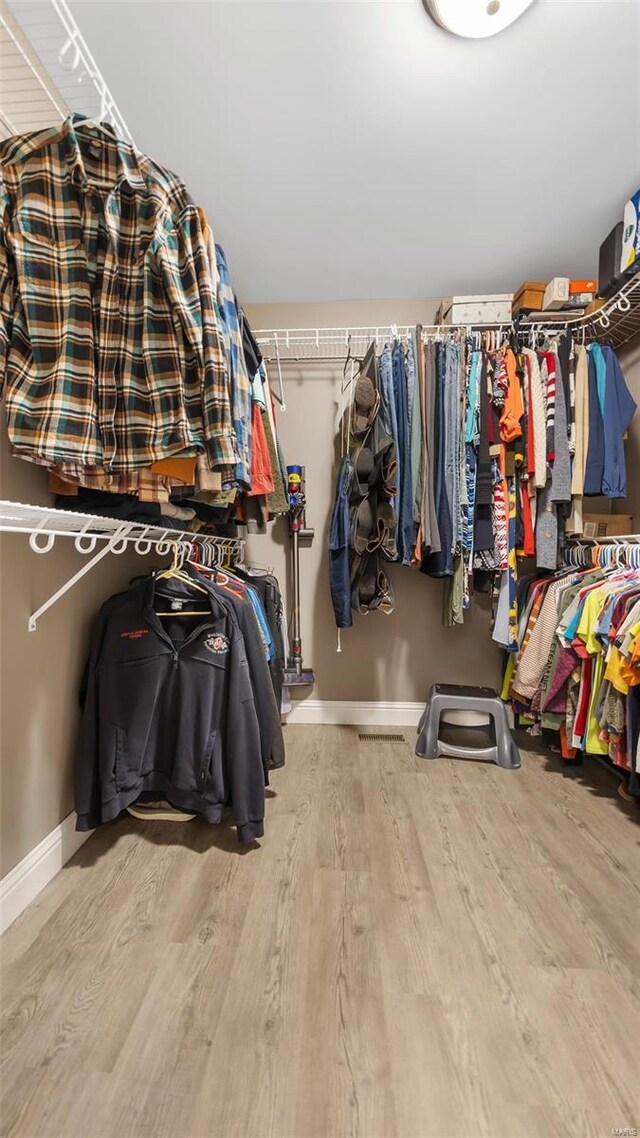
[329,455,354,628]
[445,339,461,553]
[392,342,414,565]
[423,342,454,577]
[378,345,399,509]
[392,343,407,561]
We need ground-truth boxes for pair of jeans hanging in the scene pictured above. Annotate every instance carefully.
[378,345,400,513]
[392,340,414,566]
[329,454,354,629]
[423,341,455,577]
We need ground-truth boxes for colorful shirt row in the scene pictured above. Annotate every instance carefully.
[503,566,640,790]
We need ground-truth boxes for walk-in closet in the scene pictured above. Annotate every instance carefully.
[1,2,639,1136]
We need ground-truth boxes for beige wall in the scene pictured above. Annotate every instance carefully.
[0,443,145,875]
[245,299,503,707]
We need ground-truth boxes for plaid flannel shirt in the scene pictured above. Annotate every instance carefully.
[0,115,238,478]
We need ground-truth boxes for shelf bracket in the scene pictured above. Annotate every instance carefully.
[269,335,287,411]
[28,527,132,632]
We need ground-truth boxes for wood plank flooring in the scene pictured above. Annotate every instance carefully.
[1,726,639,1138]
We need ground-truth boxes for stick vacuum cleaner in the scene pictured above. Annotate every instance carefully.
[283,465,315,687]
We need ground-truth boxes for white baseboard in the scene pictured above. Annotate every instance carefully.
[285,699,424,726]
[0,813,90,935]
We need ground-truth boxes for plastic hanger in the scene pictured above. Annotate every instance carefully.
[75,116,115,138]
[156,543,208,590]
[154,543,211,617]
[74,84,120,138]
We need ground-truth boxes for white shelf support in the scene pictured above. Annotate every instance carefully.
[28,526,131,631]
[0,501,245,632]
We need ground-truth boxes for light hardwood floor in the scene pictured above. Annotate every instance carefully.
[1,726,639,1138]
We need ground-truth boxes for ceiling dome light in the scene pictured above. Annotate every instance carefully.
[425,0,536,38]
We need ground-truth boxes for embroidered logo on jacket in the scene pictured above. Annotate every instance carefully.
[120,629,149,640]
[204,633,229,655]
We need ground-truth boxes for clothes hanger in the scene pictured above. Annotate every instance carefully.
[154,603,211,618]
[73,92,119,139]
[156,542,209,589]
[243,560,275,576]
[75,116,116,138]
[154,543,212,616]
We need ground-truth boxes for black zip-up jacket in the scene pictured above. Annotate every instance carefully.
[236,569,286,715]
[75,578,265,842]
[188,568,285,774]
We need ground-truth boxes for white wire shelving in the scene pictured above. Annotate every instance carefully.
[0,501,244,631]
[255,273,640,365]
[0,0,132,141]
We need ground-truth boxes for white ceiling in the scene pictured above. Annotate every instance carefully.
[69,0,640,304]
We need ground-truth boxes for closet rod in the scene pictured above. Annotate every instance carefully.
[566,534,640,544]
[562,536,640,569]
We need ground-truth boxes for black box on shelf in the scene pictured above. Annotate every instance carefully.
[599,222,627,298]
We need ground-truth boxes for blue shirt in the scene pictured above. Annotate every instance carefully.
[244,584,274,660]
[602,346,636,498]
[583,348,605,495]
[215,244,252,488]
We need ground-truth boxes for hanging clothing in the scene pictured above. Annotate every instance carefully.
[505,561,640,794]
[567,343,590,534]
[409,327,424,530]
[329,455,355,629]
[0,116,288,531]
[0,115,238,479]
[601,345,637,497]
[215,244,253,489]
[583,346,606,495]
[248,403,275,497]
[424,341,454,577]
[522,348,547,489]
[189,566,286,775]
[328,329,635,640]
[75,576,266,841]
[237,568,287,717]
[548,351,571,504]
[393,340,413,565]
[419,338,440,558]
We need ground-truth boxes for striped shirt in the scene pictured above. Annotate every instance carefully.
[0,114,238,478]
[543,351,556,461]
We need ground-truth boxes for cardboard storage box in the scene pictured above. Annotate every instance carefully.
[542,277,570,310]
[582,514,634,539]
[512,281,546,315]
[599,222,626,297]
[567,278,597,308]
[436,294,513,325]
[567,292,596,307]
[569,278,597,295]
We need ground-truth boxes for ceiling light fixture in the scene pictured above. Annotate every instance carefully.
[424,0,536,39]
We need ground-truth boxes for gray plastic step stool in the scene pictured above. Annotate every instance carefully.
[416,684,521,769]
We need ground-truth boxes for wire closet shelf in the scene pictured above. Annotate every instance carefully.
[0,0,132,142]
[0,501,244,631]
[254,274,640,364]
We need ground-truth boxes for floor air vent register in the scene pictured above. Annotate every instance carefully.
[358,733,406,743]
